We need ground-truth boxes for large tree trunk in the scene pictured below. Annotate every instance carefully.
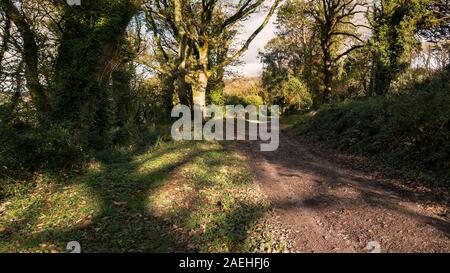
[193,71,208,116]
[52,1,138,148]
[161,75,176,118]
[176,69,192,107]
[174,0,192,108]
[112,64,134,128]
[323,62,332,104]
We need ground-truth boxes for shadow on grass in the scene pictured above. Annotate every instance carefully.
[0,141,269,253]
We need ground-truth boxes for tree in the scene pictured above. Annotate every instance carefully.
[51,0,141,147]
[260,0,321,105]
[1,0,143,148]
[307,0,367,103]
[0,10,11,71]
[420,0,450,41]
[260,37,292,98]
[261,0,367,105]
[368,0,432,95]
[144,0,281,116]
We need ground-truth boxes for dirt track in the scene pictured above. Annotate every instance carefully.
[234,130,450,253]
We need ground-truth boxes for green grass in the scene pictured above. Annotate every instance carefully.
[0,140,289,253]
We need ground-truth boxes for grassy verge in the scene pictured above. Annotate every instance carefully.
[0,140,289,253]
[282,88,450,184]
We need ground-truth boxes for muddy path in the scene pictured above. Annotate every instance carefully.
[233,130,450,253]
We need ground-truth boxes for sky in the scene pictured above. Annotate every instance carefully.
[231,11,278,77]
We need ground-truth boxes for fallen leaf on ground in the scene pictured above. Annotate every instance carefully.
[82,219,92,227]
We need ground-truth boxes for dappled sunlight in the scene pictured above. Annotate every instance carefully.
[85,160,105,173]
[1,140,290,253]
[1,0,448,256]
[0,179,101,252]
[146,143,289,252]
[135,141,215,173]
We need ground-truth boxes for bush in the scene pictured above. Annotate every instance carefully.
[0,123,85,178]
[283,77,313,112]
[272,77,313,113]
[294,73,450,181]
[208,87,225,105]
[224,94,265,107]
[244,94,264,106]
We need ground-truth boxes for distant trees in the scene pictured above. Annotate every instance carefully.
[309,0,367,103]
[260,0,321,106]
[261,0,367,105]
[261,0,450,106]
[368,0,433,96]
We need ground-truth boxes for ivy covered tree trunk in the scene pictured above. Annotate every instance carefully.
[161,75,176,118]
[370,61,394,96]
[368,0,426,97]
[320,24,334,105]
[112,64,135,143]
[51,1,138,148]
[176,69,192,107]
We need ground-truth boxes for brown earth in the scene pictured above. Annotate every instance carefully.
[233,129,450,253]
